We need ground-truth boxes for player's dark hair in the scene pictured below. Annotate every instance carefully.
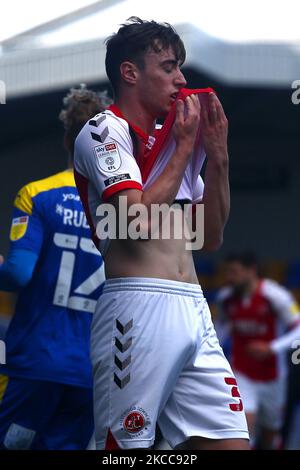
[105,17,186,97]
[226,251,258,269]
[59,84,111,157]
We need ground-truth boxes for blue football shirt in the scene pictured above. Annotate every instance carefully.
[1,170,105,387]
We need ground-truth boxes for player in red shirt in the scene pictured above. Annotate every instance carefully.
[217,252,300,449]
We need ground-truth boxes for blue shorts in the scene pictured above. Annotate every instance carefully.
[0,375,93,449]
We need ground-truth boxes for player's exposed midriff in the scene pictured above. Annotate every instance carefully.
[104,206,199,284]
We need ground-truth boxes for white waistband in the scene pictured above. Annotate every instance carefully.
[102,277,203,298]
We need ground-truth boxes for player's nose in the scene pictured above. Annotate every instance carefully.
[175,69,187,88]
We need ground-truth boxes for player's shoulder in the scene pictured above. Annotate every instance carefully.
[261,278,291,301]
[14,170,75,214]
[18,169,75,196]
[93,109,129,129]
[216,286,234,303]
[77,110,130,145]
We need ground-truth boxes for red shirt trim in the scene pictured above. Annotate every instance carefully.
[74,169,98,247]
[102,180,143,201]
[108,104,149,144]
[142,87,214,183]
[105,429,119,450]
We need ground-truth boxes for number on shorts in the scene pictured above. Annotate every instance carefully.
[224,377,244,411]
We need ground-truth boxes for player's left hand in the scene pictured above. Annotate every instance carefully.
[0,254,4,265]
[201,92,228,160]
[245,340,273,360]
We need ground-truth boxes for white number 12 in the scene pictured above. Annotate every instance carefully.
[53,232,105,313]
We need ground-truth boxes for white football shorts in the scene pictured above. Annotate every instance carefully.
[91,277,249,449]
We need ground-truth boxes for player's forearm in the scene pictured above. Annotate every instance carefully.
[142,96,200,209]
[124,146,191,238]
[141,144,191,208]
[201,153,230,251]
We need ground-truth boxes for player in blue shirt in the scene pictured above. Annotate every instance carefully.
[0,85,108,449]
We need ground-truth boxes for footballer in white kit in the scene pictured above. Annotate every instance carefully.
[74,101,249,449]
[75,17,250,450]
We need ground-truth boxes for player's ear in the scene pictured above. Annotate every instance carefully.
[120,61,139,86]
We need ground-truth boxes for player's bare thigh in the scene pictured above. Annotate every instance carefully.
[245,412,256,440]
[175,437,250,450]
[117,438,249,451]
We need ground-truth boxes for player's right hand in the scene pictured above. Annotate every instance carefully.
[173,94,200,151]
[245,340,273,360]
[0,255,4,265]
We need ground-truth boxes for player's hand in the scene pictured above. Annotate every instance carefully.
[173,94,200,152]
[245,340,273,360]
[0,254,4,265]
[201,92,228,161]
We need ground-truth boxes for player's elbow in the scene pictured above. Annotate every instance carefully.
[9,267,33,288]
[0,268,32,292]
[0,251,36,292]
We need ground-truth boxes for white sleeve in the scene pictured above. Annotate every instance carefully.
[262,279,300,327]
[192,175,204,204]
[74,112,143,201]
[270,322,300,353]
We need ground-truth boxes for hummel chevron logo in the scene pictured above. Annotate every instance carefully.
[116,319,133,335]
[114,372,130,389]
[89,115,106,127]
[91,126,109,143]
[115,337,132,353]
[114,354,131,371]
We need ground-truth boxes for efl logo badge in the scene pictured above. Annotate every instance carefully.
[121,406,151,438]
[10,216,29,241]
[94,141,121,173]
